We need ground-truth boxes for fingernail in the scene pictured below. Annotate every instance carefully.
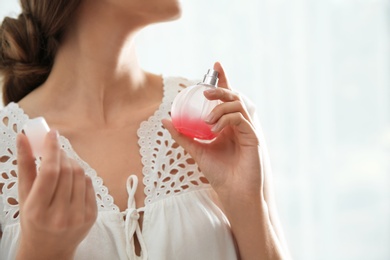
[205,113,215,124]
[48,130,59,140]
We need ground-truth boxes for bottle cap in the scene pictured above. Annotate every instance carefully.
[202,69,219,87]
[23,117,50,158]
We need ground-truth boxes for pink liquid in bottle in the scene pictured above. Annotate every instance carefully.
[173,116,217,140]
[171,69,220,141]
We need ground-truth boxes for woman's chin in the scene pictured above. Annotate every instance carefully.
[160,3,183,22]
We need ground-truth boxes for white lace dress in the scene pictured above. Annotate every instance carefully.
[0,77,260,260]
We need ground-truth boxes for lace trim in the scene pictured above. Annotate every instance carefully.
[139,77,209,205]
[0,103,120,219]
[0,104,28,223]
[0,77,210,226]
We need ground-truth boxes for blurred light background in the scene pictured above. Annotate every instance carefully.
[1,0,389,259]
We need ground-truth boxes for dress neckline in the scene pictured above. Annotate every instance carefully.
[9,76,171,213]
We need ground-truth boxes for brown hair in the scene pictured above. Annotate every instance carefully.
[0,0,81,105]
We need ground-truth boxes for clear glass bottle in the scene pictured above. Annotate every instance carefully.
[171,69,221,141]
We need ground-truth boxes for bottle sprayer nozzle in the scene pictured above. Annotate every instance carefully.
[202,69,219,87]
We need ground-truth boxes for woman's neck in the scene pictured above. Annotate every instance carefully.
[23,1,163,127]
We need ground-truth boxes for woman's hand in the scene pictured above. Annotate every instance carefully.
[16,130,97,260]
[163,62,263,201]
[164,62,287,259]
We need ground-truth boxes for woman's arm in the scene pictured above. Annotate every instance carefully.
[219,190,285,259]
[247,101,291,258]
[163,62,289,259]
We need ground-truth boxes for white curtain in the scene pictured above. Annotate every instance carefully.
[1,0,390,259]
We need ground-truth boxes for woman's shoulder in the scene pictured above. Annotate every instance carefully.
[0,102,28,142]
[0,103,22,226]
[0,101,27,118]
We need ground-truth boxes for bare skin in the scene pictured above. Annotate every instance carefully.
[11,0,290,259]
[16,131,97,260]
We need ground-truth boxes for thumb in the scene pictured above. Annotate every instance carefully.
[16,133,37,204]
[213,62,232,90]
[162,119,202,160]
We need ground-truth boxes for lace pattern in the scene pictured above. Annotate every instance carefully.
[140,77,209,205]
[0,105,28,224]
[0,77,210,227]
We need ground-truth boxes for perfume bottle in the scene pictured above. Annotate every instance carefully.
[23,117,50,158]
[171,69,221,141]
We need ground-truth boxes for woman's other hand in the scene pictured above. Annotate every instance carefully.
[16,130,97,260]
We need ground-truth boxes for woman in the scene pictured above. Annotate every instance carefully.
[0,0,289,259]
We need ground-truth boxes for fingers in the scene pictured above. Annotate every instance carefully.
[32,130,61,207]
[161,119,192,148]
[70,159,86,213]
[51,152,73,207]
[206,103,257,143]
[205,100,251,126]
[211,112,257,140]
[161,119,202,159]
[66,159,90,226]
[17,133,37,204]
[17,128,97,252]
[203,87,240,103]
[204,88,253,125]
[66,159,97,226]
[206,62,255,133]
[84,176,97,223]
